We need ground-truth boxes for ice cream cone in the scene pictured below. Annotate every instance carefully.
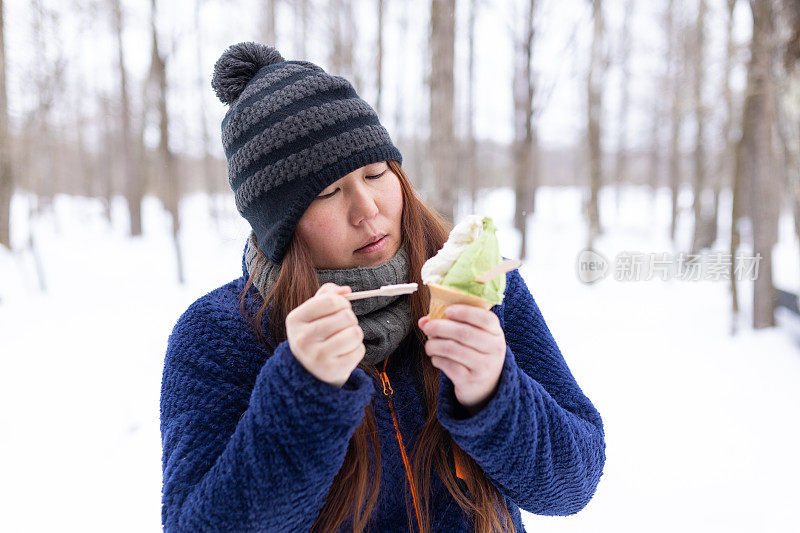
[425,282,494,319]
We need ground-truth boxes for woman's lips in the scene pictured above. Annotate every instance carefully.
[355,235,388,254]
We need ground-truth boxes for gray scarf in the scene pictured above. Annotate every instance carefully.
[244,231,413,366]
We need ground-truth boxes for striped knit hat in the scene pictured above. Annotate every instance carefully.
[210,42,403,265]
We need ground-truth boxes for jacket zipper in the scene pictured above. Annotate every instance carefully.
[378,369,424,532]
[377,361,469,532]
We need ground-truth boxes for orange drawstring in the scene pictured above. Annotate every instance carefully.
[377,356,469,533]
[452,439,467,482]
[379,356,423,532]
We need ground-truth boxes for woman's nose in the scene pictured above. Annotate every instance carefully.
[350,186,379,218]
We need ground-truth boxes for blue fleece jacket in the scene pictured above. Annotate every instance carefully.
[159,243,606,532]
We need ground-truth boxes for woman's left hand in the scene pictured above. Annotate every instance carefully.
[418,304,507,416]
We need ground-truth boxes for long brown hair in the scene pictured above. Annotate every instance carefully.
[238,159,515,532]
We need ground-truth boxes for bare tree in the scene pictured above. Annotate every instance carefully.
[99,93,115,223]
[712,0,740,253]
[294,0,309,59]
[613,0,633,218]
[394,1,408,139]
[328,0,361,92]
[465,0,478,214]
[0,0,12,249]
[194,0,220,231]
[725,0,745,334]
[771,0,800,313]
[261,0,277,46]
[689,0,710,254]
[740,0,779,328]
[667,0,686,241]
[646,88,662,205]
[376,0,385,117]
[394,0,425,186]
[26,0,64,217]
[16,0,64,290]
[429,0,457,222]
[111,0,144,237]
[646,0,672,204]
[586,0,606,245]
[71,78,91,198]
[781,0,800,253]
[149,0,184,283]
[512,0,538,260]
[729,93,748,334]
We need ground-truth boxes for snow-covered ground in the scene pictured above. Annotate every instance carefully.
[1,185,798,532]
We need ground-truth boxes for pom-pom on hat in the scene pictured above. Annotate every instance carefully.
[211,41,403,265]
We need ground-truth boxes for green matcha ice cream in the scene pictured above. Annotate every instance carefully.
[421,215,506,305]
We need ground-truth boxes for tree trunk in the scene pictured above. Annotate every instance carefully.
[294,0,308,59]
[775,0,800,304]
[513,0,538,260]
[648,1,670,209]
[614,0,633,219]
[195,0,219,231]
[261,0,277,46]
[429,0,457,222]
[730,114,744,334]
[0,0,12,249]
[647,89,661,206]
[586,0,605,245]
[713,0,740,251]
[466,0,477,214]
[394,4,408,144]
[376,0,384,117]
[100,94,114,224]
[112,0,144,237]
[667,0,684,242]
[690,0,710,254]
[329,0,360,92]
[150,0,184,283]
[742,0,778,328]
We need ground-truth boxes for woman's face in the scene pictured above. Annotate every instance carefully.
[296,160,403,269]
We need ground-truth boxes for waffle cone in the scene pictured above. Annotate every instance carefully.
[425,282,493,319]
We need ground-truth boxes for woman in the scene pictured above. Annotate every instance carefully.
[160,42,606,533]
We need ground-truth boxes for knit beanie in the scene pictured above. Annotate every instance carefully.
[211,41,403,265]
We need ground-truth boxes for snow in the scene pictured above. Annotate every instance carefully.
[1,185,798,532]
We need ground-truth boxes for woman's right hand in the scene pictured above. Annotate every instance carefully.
[285,283,366,388]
